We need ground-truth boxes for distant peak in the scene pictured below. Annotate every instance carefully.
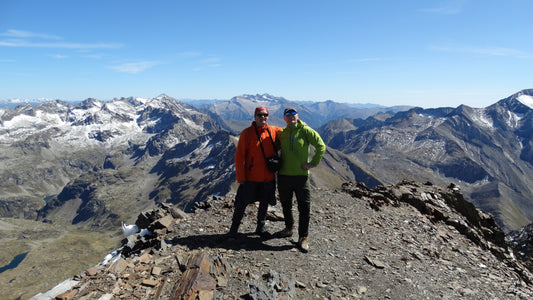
[155,94,173,100]
[232,93,286,103]
[493,89,533,113]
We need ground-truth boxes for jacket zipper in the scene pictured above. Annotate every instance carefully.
[289,126,294,152]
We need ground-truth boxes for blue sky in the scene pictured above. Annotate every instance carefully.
[0,0,531,108]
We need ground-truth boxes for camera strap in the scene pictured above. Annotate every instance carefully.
[254,124,276,160]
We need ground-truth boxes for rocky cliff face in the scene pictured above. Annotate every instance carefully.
[508,223,533,276]
[29,181,533,299]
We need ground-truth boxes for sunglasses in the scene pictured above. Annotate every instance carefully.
[256,113,269,117]
[284,111,297,116]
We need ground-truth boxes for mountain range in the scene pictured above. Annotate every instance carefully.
[0,94,376,230]
[316,89,533,232]
[2,89,533,298]
[198,93,410,133]
[2,90,533,231]
[1,95,229,226]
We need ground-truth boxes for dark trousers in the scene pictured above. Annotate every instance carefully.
[278,175,311,238]
[229,180,275,233]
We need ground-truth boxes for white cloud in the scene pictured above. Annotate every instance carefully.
[175,51,222,70]
[109,61,160,74]
[0,39,122,49]
[468,47,526,57]
[0,29,122,49]
[201,57,219,63]
[429,44,528,58]
[201,56,221,68]
[50,54,68,59]
[0,29,61,40]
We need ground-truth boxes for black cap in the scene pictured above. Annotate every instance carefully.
[284,108,297,114]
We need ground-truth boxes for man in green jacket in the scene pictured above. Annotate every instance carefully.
[276,108,326,252]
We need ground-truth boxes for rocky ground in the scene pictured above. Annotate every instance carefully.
[32,180,533,300]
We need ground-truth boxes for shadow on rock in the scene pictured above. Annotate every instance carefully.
[169,233,295,252]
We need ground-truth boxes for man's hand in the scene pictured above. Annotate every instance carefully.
[301,162,311,170]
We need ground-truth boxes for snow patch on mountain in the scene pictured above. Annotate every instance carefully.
[0,95,213,151]
[518,94,533,109]
[105,100,134,115]
[0,112,65,142]
[508,111,522,128]
[182,117,204,131]
[471,109,494,128]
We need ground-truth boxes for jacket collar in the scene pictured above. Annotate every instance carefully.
[287,119,304,128]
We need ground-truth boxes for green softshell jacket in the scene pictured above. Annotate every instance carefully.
[277,119,326,176]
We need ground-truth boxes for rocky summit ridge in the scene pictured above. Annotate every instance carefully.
[32,180,533,300]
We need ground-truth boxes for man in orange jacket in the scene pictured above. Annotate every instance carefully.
[228,106,281,238]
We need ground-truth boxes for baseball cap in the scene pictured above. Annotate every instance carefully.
[284,108,297,114]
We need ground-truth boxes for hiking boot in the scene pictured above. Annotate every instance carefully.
[255,227,271,239]
[298,237,309,252]
[277,227,294,238]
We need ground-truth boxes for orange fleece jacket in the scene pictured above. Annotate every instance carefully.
[235,122,281,183]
